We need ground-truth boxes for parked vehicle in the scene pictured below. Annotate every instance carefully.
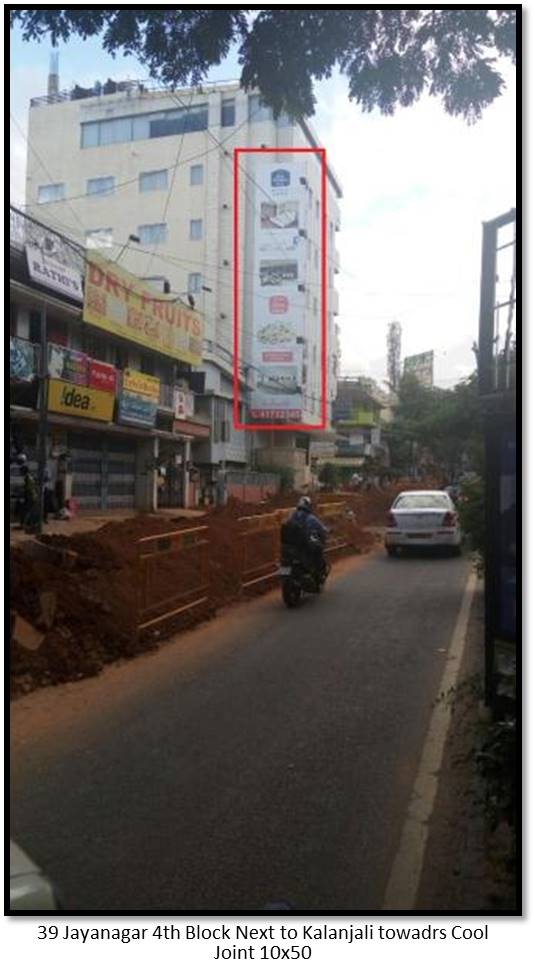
[385,490,462,556]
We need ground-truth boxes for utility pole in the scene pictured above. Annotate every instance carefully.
[36,303,48,534]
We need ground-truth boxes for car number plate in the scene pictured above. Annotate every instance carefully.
[407,533,432,539]
[279,566,292,576]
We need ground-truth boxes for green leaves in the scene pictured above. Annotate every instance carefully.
[11,8,516,122]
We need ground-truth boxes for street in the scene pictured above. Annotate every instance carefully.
[11,548,471,913]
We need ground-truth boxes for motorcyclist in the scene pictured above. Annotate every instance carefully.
[285,496,328,575]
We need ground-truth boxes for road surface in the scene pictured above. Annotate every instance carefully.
[11,548,470,912]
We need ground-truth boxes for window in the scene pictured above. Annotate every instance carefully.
[150,104,208,138]
[248,94,273,122]
[137,223,167,245]
[213,399,229,443]
[189,219,203,241]
[190,164,204,186]
[87,176,115,197]
[139,169,168,192]
[37,183,65,203]
[81,122,99,148]
[86,228,113,249]
[81,105,208,149]
[140,354,155,375]
[188,272,203,294]
[100,116,133,146]
[221,99,235,127]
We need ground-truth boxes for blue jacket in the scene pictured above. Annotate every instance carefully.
[289,509,328,545]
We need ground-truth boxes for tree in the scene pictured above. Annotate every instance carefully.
[385,373,483,477]
[11,9,516,122]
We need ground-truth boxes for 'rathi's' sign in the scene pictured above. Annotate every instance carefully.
[25,246,83,302]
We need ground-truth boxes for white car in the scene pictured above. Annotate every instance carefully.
[385,490,462,556]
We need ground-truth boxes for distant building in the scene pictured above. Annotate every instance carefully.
[25,76,343,489]
[331,377,389,477]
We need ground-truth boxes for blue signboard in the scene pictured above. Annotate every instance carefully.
[117,390,157,428]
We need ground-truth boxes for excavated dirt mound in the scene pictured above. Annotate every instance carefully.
[10,483,427,697]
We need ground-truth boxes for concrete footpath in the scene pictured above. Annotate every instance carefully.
[415,583,517,912]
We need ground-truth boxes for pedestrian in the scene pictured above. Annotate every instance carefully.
[20,466,39,533]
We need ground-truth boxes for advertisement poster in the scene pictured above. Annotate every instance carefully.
[10,336,36,381]
[250,162,306,421]
[48,344,88,385]
[84,252,204,366]
[87,359,117,393]
[48,378,115,422]
[174,389,195,420]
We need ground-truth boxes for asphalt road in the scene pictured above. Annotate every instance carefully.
[11,548,470,913]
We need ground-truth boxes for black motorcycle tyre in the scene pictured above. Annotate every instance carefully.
[282,578,301,608]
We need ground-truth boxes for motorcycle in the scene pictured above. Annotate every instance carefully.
[279,529,330,608]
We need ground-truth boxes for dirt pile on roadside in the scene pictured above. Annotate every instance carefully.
[10,485,418,696]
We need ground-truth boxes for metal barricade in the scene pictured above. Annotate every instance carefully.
[137,525,210,633]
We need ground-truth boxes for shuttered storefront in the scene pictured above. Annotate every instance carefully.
[69,433,136,510]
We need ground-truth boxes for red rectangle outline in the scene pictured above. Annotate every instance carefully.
[233,146,327,431]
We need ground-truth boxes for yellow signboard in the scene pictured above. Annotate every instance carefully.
[48,378,115,422]
[83,252,203,366]
[122,368,160,402]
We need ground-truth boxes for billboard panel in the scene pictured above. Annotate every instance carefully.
[403,350,434,388]
[249,162,306,422]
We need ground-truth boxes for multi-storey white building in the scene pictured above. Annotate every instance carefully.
[25,76,342,488]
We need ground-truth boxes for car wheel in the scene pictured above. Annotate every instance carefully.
[451,544,462,557]
[386,545,397,557]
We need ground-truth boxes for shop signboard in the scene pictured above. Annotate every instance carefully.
[174,389,195,420]
[117,390,157,428]
[48,344,88,386]
[84,252,203,365]
[25,245,83,302]
[122,368,160,402]
[117,368,159,428]
[87,358,117,393]
[10,336,36,381]
[48,378,115,422]
[250,162,307,422]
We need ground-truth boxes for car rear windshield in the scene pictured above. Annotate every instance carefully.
[394,494,450,509]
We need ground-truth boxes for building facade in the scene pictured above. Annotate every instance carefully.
[25,77,342,489]
[10,206,209,518]
[332,377,390,479]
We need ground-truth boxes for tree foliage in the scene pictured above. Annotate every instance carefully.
[11,8,516,121]
[386,373,483,476]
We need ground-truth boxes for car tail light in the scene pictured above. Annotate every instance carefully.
[442,511,456,527]
[387,512,397,527]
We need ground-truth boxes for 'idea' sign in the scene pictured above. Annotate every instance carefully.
[48,379,115,422]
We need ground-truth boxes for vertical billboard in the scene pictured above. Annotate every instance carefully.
[249,162,306,422]
[403,351,434,388]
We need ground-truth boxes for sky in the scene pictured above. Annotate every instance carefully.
[9,21,517,390]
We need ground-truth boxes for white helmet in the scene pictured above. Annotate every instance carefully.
[297,495,312,512]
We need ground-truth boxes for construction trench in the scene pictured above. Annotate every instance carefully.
[10,484,423,698]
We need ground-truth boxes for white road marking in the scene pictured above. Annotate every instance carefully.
[382,569,479,910]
